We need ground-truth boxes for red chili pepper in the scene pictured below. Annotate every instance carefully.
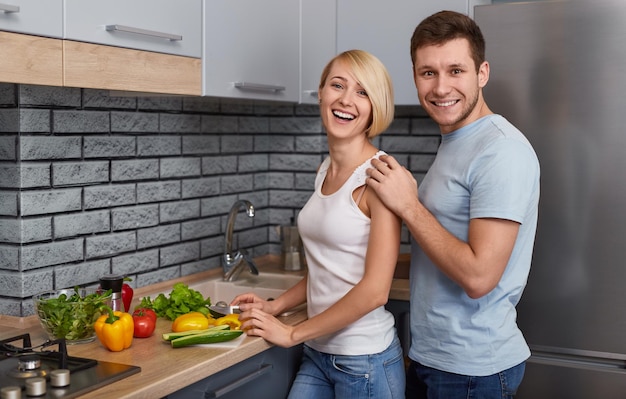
[122,277,134,312]
[132,308,156,338]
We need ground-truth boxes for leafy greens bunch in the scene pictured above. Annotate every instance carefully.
[138,283,211,320]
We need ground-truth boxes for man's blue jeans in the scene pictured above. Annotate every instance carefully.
[287,335,406,399]
[406,360,525,399]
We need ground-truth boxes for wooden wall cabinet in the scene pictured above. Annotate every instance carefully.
[0,31,63,86]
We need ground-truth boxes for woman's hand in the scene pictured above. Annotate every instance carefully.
[239,307,296,348]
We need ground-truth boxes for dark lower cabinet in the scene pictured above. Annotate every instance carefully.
[165,344,303,399]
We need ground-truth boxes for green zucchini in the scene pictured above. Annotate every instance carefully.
[162,325,230,341]
[170,329,244,348]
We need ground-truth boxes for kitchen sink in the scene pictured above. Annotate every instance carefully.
[188,273,303,304]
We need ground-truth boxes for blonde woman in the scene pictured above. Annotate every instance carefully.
[232,50,404,398]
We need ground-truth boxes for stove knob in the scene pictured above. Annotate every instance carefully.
[0,386,22,399]
[50,369,71,388]
[25,377,46,397]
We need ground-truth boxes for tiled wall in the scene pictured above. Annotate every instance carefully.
[0,83,440,317]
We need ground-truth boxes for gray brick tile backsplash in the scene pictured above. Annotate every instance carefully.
[220,174,254,194]
[238,154,269,172]
[21,137,81,160]
[85,184,136,209]
[222,135,254,153]
[20,218,53,244]
[137,224,180,249]
[138,136,181,157]
[239,116,269,133]
[0,163,51,189]
[111,111,159,133]
[160,241,200,267]
[1,83,437,316]
[160,157,201,178]
[53,110,110,133]
[0,192,18,216]
[21,239,83,270]
[55,259,111,288]
[182,135,220,155]
[19,109,50,133]
[54,210,110,239]
[270,117,322,134]
[86,231,136,259]
[138,96,183,112]
[202,155,238,175]
[0,245,18,270]
[112,159,159,181]
[20,188,82,216]
[112,205,159,231]
[0,109,18,132]
[53,161,109,186]
[137,181,181,203]
[160,200,201,223]
[83,89,137,109]
[112,249,159,276]
[181,216,221,241]
[18,85,81,107]
[201,115,238,133]
[0,85,15,105]
[160,113,202,134]
[181,177,220,198]
[0,135,16,160]
[84,136,136,158]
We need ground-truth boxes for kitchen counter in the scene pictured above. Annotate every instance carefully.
[0,255,410,398]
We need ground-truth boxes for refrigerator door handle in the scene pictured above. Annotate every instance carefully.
[530,345,626,374]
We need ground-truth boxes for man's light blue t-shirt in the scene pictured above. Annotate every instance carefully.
[409,114,540,376]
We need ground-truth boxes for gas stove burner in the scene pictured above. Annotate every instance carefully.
[18,354,42,371]
[6,354,50,379]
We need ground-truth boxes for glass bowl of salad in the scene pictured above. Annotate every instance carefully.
[33,287,112,344]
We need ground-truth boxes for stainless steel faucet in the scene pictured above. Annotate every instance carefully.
[223,199,259,281]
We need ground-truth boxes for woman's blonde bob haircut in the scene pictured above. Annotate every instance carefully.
[318,50,394,139]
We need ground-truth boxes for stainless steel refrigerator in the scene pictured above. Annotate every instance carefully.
[475,1,626,397]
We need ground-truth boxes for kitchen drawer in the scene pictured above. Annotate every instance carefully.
[64,0,202,58]
[166,345,302,399]
[0,31,63,86]
[0,0,63,38]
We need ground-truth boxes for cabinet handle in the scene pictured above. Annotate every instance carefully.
[105,24,182,41]
[204,364,273,398]
[303,90,319,97]
[233,82,286,93]
[0,3,19,13]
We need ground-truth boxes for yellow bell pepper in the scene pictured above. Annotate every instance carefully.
[214,314,242,330]
[172,311,209,332]
[94,308,134,352]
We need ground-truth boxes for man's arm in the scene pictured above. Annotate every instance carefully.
[367,154,519,298]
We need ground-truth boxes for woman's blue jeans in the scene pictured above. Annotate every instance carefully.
[406,360,526,399]
[287,335,406,399]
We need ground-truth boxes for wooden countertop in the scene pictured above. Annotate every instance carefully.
[0,255,410,398]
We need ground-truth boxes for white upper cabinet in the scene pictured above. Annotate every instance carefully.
[337,0,489,105]
[300,0,336,104]
[0,0,63,38]
[64,0,202,58]
[202,0,300,102]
